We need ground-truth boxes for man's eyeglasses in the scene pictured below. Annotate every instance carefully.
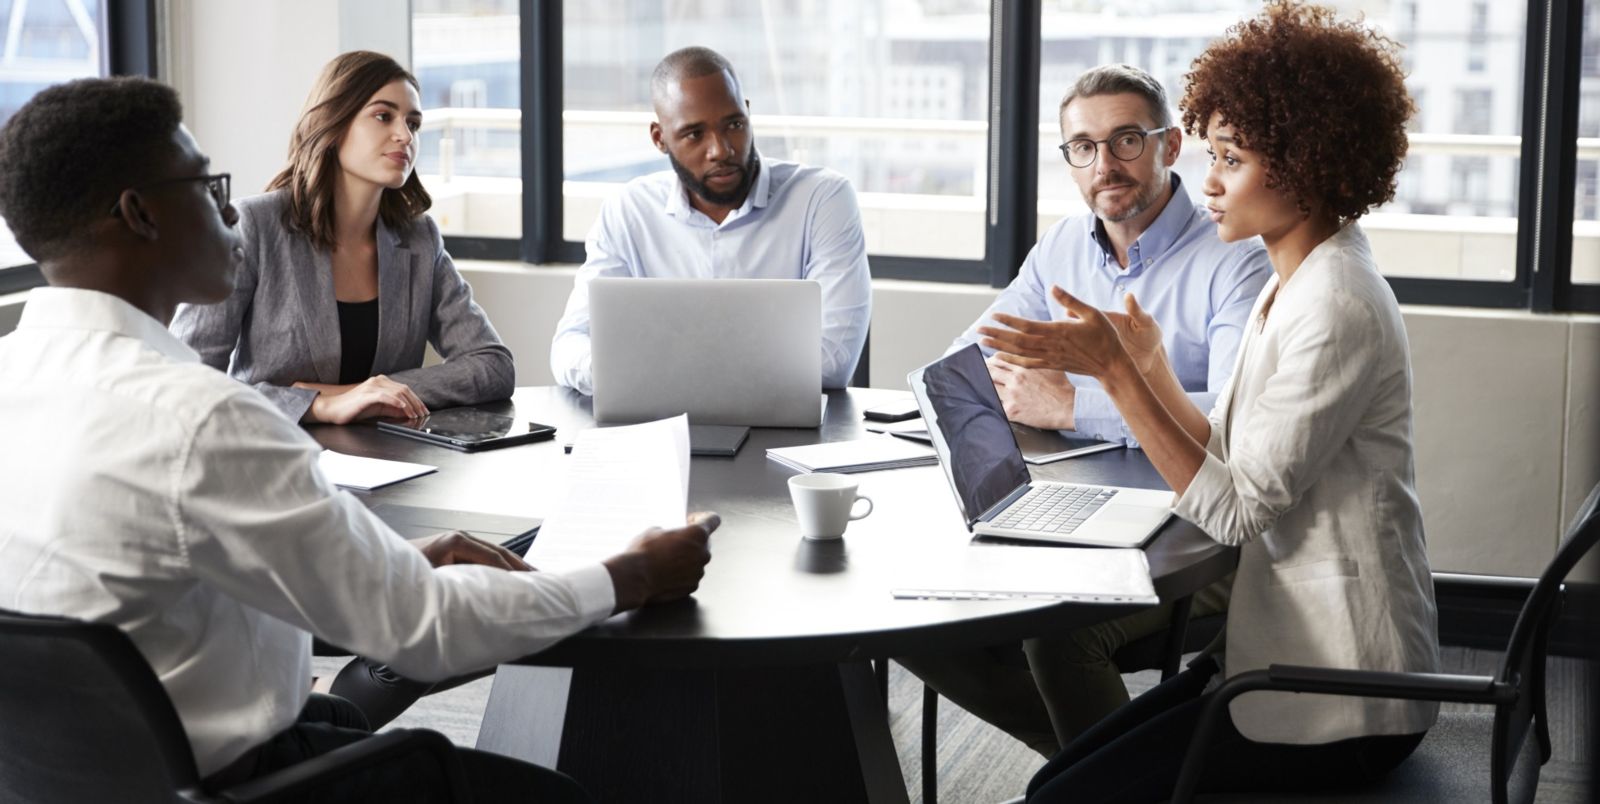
[108,173,231,216]
[1058,127,1172,168]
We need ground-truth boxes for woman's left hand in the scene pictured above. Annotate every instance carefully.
[977,285,1132,380]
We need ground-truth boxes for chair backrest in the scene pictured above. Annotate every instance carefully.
[1501,481,1600,678]
[1492,481,1600,779]
[0,609,201,803]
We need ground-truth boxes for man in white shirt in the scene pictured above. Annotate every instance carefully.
[0,77,715,803]
[550,46,872,393]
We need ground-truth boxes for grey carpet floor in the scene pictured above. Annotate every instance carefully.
[313,648,1593,802]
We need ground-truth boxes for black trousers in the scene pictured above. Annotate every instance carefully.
[208,693,592,804]
[1026,657,1425,803]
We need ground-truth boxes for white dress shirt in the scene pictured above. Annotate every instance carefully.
[0,288,616,776]
[550,158,873,393]
[1174,225,1439,744]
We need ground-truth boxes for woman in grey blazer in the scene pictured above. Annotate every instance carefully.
[170,54,513,425]
[171,51,516,730]
[983,5,1439,801]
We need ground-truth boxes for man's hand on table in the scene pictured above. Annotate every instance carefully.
[604,512,720,614]
[987,354,1076,431]
[411,530,532,571]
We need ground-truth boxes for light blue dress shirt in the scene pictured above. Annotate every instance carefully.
[951,174,1271,446]
[551,158,872,394]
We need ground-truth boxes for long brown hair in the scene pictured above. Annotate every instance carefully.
[267,51,432,251]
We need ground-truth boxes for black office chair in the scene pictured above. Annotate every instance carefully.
[0,609,473,803]
[850,331,872,388]
[1170,480,1600,804]
[918,596,1226,804]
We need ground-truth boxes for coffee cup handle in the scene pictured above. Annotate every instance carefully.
[849,495,874,521]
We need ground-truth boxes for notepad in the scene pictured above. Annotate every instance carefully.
[317,450,436,491]
[891,545,1157,603]
[766,436,937,474]
[870,421,1121,465]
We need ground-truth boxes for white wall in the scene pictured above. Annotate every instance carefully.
[160,0,411,197]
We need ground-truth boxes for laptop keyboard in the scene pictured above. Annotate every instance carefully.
[990,484,1116,533]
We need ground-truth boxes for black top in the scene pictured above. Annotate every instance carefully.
[335,298,379,385]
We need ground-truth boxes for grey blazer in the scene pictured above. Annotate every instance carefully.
[170,189,514,422]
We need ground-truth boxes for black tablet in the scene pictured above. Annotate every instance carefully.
[375,407,557,452]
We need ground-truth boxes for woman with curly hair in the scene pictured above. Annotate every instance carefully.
[981,3,1439,800]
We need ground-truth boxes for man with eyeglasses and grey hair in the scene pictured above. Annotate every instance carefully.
[898,64,1269,759]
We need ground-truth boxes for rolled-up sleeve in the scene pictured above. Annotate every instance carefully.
[387,218,515,407]
[175,391,615,681]
[1173,294,1382,547]
[804,180,871,388]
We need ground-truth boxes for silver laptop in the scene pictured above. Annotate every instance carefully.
[907,345,1171,548]
[589,277,823,427]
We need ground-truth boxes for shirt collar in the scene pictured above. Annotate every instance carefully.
[663,156,771,222]
[17,286,200,364]
[1087,173,1195,270]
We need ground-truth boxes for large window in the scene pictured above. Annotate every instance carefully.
[1576,1,1599,288]
[0,0,107,271]
[411,0,522,240]
[398,0,1594,312]
[561,0,990,260]
[1035,0,1528,284]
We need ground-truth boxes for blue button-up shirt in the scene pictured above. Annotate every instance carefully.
[551,158,872,394]
[951,174,1271,446]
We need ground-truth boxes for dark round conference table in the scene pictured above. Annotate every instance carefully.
[310,386,1237,804]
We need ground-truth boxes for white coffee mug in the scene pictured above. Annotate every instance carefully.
[788,473,874,540]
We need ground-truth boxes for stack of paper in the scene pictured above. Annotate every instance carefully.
[527,415,690,571]
[767,436,936,473]
[891,545,1157,603]
[317,450,436,491]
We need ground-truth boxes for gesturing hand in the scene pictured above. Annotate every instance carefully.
[977,286,1133,381]
[1104,292,1164,376]
[308,375,428,424]
[411,530,533,571]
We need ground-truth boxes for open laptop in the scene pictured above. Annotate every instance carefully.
[589,277,823,427]
[908,344,1172,548]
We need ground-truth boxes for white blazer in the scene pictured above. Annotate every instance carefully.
[1175,224,1440,744]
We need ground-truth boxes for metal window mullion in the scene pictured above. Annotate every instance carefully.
[983,0,1040,289]
[522,0,563,265]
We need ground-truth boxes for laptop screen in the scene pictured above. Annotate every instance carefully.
[909,344,1032,527]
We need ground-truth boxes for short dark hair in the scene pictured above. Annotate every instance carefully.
[1059,64,1173,130]
[1181,1,1414,221]
[651,46,740,103]
[0,77,184,261]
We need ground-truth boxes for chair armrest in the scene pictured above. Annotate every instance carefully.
[1263,664,1515,705]
[206,729,472,804]
[1170,667,1517,804]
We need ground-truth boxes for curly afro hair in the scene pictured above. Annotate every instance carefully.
[0,77,183,262]
[1180,1,1414,222]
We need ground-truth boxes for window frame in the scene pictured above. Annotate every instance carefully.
[0,0,160,291]
[450,0,1595,312]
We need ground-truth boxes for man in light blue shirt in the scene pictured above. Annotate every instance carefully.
[551,46,871,394]
[949,84,1268,447]
[901,65,1264,761]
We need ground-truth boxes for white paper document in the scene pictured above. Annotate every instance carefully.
[892,545,1157,604]
[317,450,436,491]
[526,415,691,571]
[767,436,936,473]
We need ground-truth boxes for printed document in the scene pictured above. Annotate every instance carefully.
[317,450,436,491]
[527,415,691,570]
[892,545,1157,604]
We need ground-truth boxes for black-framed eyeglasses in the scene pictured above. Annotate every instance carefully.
[1058,127,1172,168]
[108,173,231,216]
